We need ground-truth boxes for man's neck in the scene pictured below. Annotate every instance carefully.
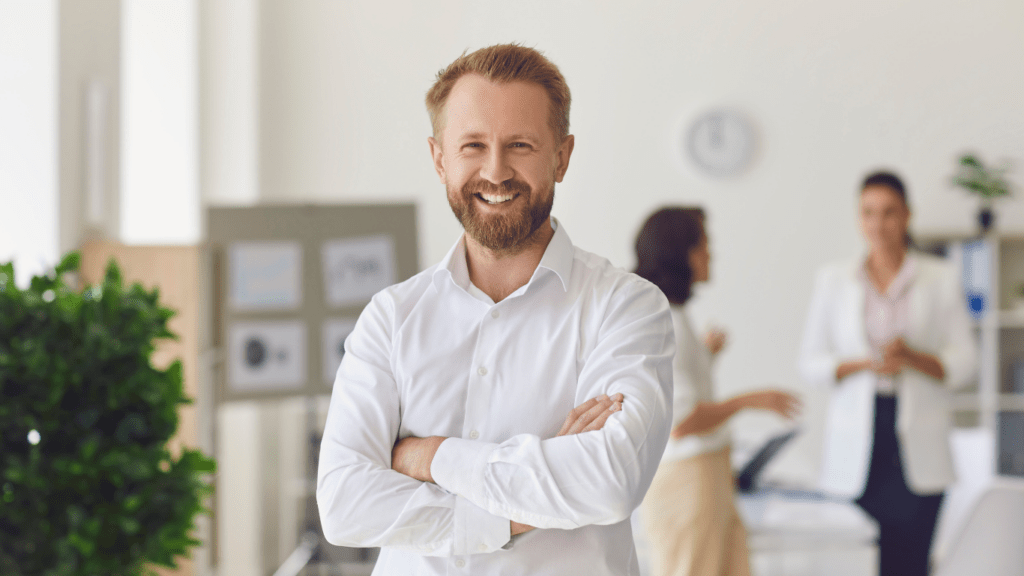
[465,219,555,303]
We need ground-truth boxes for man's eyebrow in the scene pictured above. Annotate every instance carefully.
[456,132,542,142]
[506,133,542,142]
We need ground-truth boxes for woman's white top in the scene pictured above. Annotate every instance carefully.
[861,256,916,395]
[799,252,977,497]
[661,304,731,463]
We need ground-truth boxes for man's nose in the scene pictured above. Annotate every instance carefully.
[479,148,513,185]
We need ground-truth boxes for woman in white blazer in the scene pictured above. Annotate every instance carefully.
[637,207,801,576]
[799,171,977,576]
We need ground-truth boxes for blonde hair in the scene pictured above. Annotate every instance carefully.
[425,43,571,142]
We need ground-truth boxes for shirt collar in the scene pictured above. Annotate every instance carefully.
[535,218,572,292]
[431,217,573,293]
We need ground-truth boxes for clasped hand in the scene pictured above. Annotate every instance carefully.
[873,337,910,375]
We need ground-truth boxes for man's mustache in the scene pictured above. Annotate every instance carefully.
[462,178,531,196]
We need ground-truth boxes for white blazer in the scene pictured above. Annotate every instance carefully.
[798,253,978,498]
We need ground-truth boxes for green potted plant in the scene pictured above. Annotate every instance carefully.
[1011,281,1024,314]
[0,253,215,575]
[951,153,1015,233]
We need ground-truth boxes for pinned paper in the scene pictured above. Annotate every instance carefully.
[229,242,302,310]
[228,321,307,391]
[322,235,396,307]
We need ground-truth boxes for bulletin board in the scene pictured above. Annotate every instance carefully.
[207,204,418,403]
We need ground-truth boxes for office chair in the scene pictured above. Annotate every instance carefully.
[933,478,1024,576]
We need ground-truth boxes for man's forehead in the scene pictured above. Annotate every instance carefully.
[442,74,553,136]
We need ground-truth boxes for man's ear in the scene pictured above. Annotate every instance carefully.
[428,137,446,184]
[554,134,575,183]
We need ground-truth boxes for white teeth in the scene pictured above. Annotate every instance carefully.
[480,193,514,204]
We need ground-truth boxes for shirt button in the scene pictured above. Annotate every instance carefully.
[477,366,488,376]
[455,559,466,568]
[469,430,480,439]
[478,544,488,552]
[491,310,500,319]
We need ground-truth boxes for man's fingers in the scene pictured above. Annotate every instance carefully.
[565,395,614,435]
[558,393,624,436]
[558,396,603,436]
[511,520,535,536]
[581,401,622,433]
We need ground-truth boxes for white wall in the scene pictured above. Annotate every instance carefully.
[121,0,200,245]
[0,0,58,286]
[59,0,121,255]
[249,0,1024,454]
[200,0,259,206]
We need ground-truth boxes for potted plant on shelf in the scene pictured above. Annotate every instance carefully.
[951,153,1015,233]
[0,253,215,576]
[1011,281,1024,314]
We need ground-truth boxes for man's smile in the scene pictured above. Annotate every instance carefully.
[474,192,519,205]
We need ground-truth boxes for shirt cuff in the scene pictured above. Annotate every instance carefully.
[431,437,497,501]
[453,495,511,555]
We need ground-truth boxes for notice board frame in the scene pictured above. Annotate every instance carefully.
[207,204,418,404]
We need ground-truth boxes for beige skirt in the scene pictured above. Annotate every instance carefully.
[640,447,751,576]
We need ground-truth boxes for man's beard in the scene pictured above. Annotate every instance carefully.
[447,178,554,254]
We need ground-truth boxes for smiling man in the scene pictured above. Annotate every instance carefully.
[316,44,675,575]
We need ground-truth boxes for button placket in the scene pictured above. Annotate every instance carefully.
[464,313,494,443]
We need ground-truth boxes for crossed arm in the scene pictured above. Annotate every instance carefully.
[316,285,674,556]
[391,394,625,536]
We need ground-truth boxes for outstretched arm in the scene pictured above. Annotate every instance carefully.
[670,390,801,439]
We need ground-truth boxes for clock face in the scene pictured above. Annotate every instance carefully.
[685,109,756,177]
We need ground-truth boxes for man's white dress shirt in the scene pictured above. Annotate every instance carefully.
[316,220,675,575]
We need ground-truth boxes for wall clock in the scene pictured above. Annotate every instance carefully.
[685,109,757,177]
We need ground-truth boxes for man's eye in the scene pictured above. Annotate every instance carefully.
[510,142,530,149]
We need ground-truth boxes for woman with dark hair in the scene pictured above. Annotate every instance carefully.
[799,171,978,576]
[636,207,800,576]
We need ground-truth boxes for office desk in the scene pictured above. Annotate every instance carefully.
[738,488,878,576]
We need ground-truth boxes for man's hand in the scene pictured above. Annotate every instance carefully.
[556,393,623,436]
[391,436,446,483]
[512,393,624,536]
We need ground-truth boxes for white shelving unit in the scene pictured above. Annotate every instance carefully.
[918,232,1024,478]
